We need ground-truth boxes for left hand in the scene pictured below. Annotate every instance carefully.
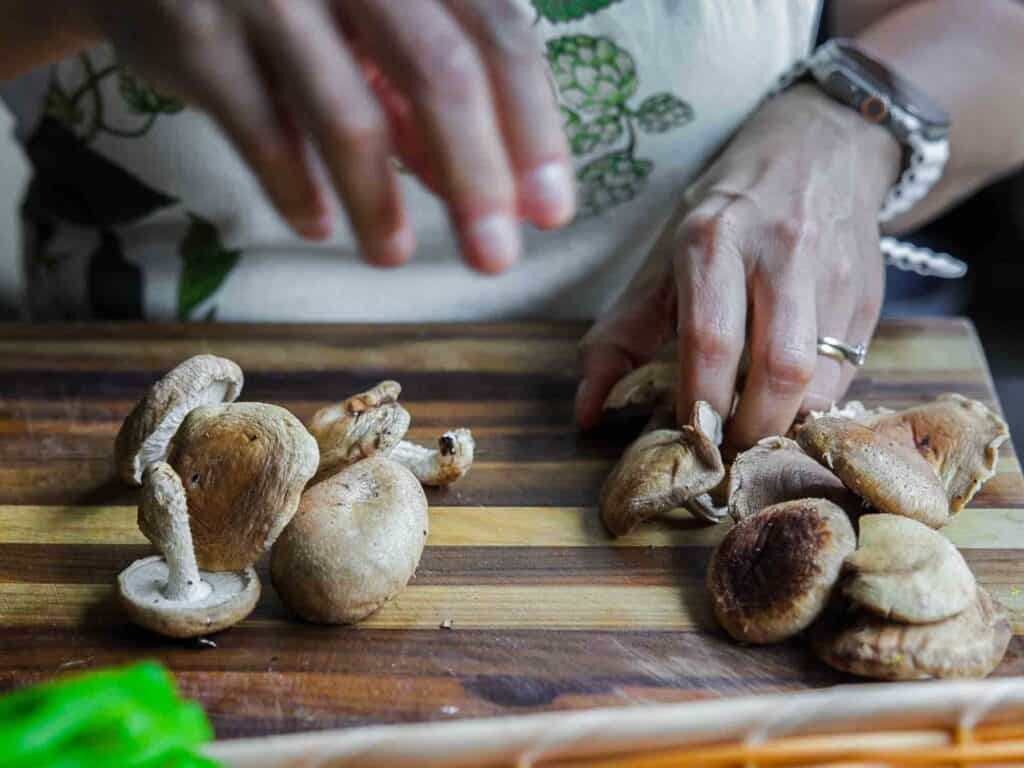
[577,84,901,448]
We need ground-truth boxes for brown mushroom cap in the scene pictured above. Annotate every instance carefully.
[728,436,861,523]
[812,587,1011,680]
[707,499,856,644]
[843,514,975,624]
[796,417,949,528]
[114,355,243,486]
[866,394,1009,514]
[168,402,319,571]
[119,557,260,639]
[308,380,411,481]
[600,401,725,537]
[270,456,429,624]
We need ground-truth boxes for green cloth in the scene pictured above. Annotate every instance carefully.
[0,661,219,768]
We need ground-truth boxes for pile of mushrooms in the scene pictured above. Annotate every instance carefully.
[601,362,1012,680]
[272,380,474,624]
[114,359,474,638]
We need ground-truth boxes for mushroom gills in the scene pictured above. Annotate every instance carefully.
[599,400,725,536]
[728,436,860,523]
[115,354,244,486]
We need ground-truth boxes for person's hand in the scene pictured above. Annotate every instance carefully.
[80,0,574,272]
[577,84,901,448]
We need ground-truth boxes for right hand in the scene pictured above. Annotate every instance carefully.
[81,0,575,272]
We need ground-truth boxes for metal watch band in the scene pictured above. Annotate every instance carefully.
[766,49,965,280]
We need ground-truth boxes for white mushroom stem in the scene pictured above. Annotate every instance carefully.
[388,429,475,486]
[139,463,210,603]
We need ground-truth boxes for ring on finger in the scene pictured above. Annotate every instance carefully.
[816,335,867,367]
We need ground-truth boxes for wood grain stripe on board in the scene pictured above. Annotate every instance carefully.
[0,324,983,373]
[4,504,1024,548]
[3,544,1022,591]
[3,581,1024,634]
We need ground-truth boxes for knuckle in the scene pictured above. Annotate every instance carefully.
[173,0,230,45]
[417,35,485,102]
[764,345,816,392]
[474,4,537,62]
[830,254,856,286]
[680,318,740,368]
[323,112,388,158]
[770,217,817,253]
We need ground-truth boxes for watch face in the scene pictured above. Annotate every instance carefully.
[831,40,951,132]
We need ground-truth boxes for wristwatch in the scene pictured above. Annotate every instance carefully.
[773,39,966,279]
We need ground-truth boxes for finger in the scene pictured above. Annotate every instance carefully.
[838,261,885,401]
[444,0,575,229]
[729,250,818,449]
[187,28,329,241]
[802,248,858,414]
[246,2,412,266]
[340,0,520,274]
[674,206,748,424]
[575,344,635,430]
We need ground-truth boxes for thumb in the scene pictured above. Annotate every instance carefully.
[575,343,635,430]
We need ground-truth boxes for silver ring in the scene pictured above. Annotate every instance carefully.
[817,336,867,367]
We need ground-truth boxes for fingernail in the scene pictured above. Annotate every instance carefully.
[374,226,415,267]
[297,211,332,241]
[521,162,576,227]
[466,213,521,273]
[802,393,834,414]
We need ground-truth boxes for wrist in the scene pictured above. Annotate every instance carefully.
[789,83,903,205]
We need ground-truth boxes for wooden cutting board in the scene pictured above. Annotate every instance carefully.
[0,319,1022,739]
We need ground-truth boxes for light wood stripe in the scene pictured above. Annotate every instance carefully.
[4,505,1024,550]
[3,582,1023,633]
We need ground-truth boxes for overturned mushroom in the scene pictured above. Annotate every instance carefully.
[867,394,1009,514]
[168,402,319,571]
[118,463,259,638]
[271,456,429,624]
[308,380,411,481]
[603,362,677,412]
[600,401,725,536]
[707,499,856,644]
[796,417,950,528]
[389,429,475,486]
[843,514,975,624]
[309,381,475,486]
[812,587,1011,680]
[728,436,861,523]
[115,354,243,485]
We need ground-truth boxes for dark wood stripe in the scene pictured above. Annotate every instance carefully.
[0,628,1018,738]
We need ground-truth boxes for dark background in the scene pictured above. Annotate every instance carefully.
[818,8,1024,439]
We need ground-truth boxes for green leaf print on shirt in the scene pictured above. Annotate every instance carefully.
[178,214,241,321]
[532,0,624,23]
[118,70,185,115]
[547,34,695,218]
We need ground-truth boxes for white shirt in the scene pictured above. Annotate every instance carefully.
[2,0,821,322]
